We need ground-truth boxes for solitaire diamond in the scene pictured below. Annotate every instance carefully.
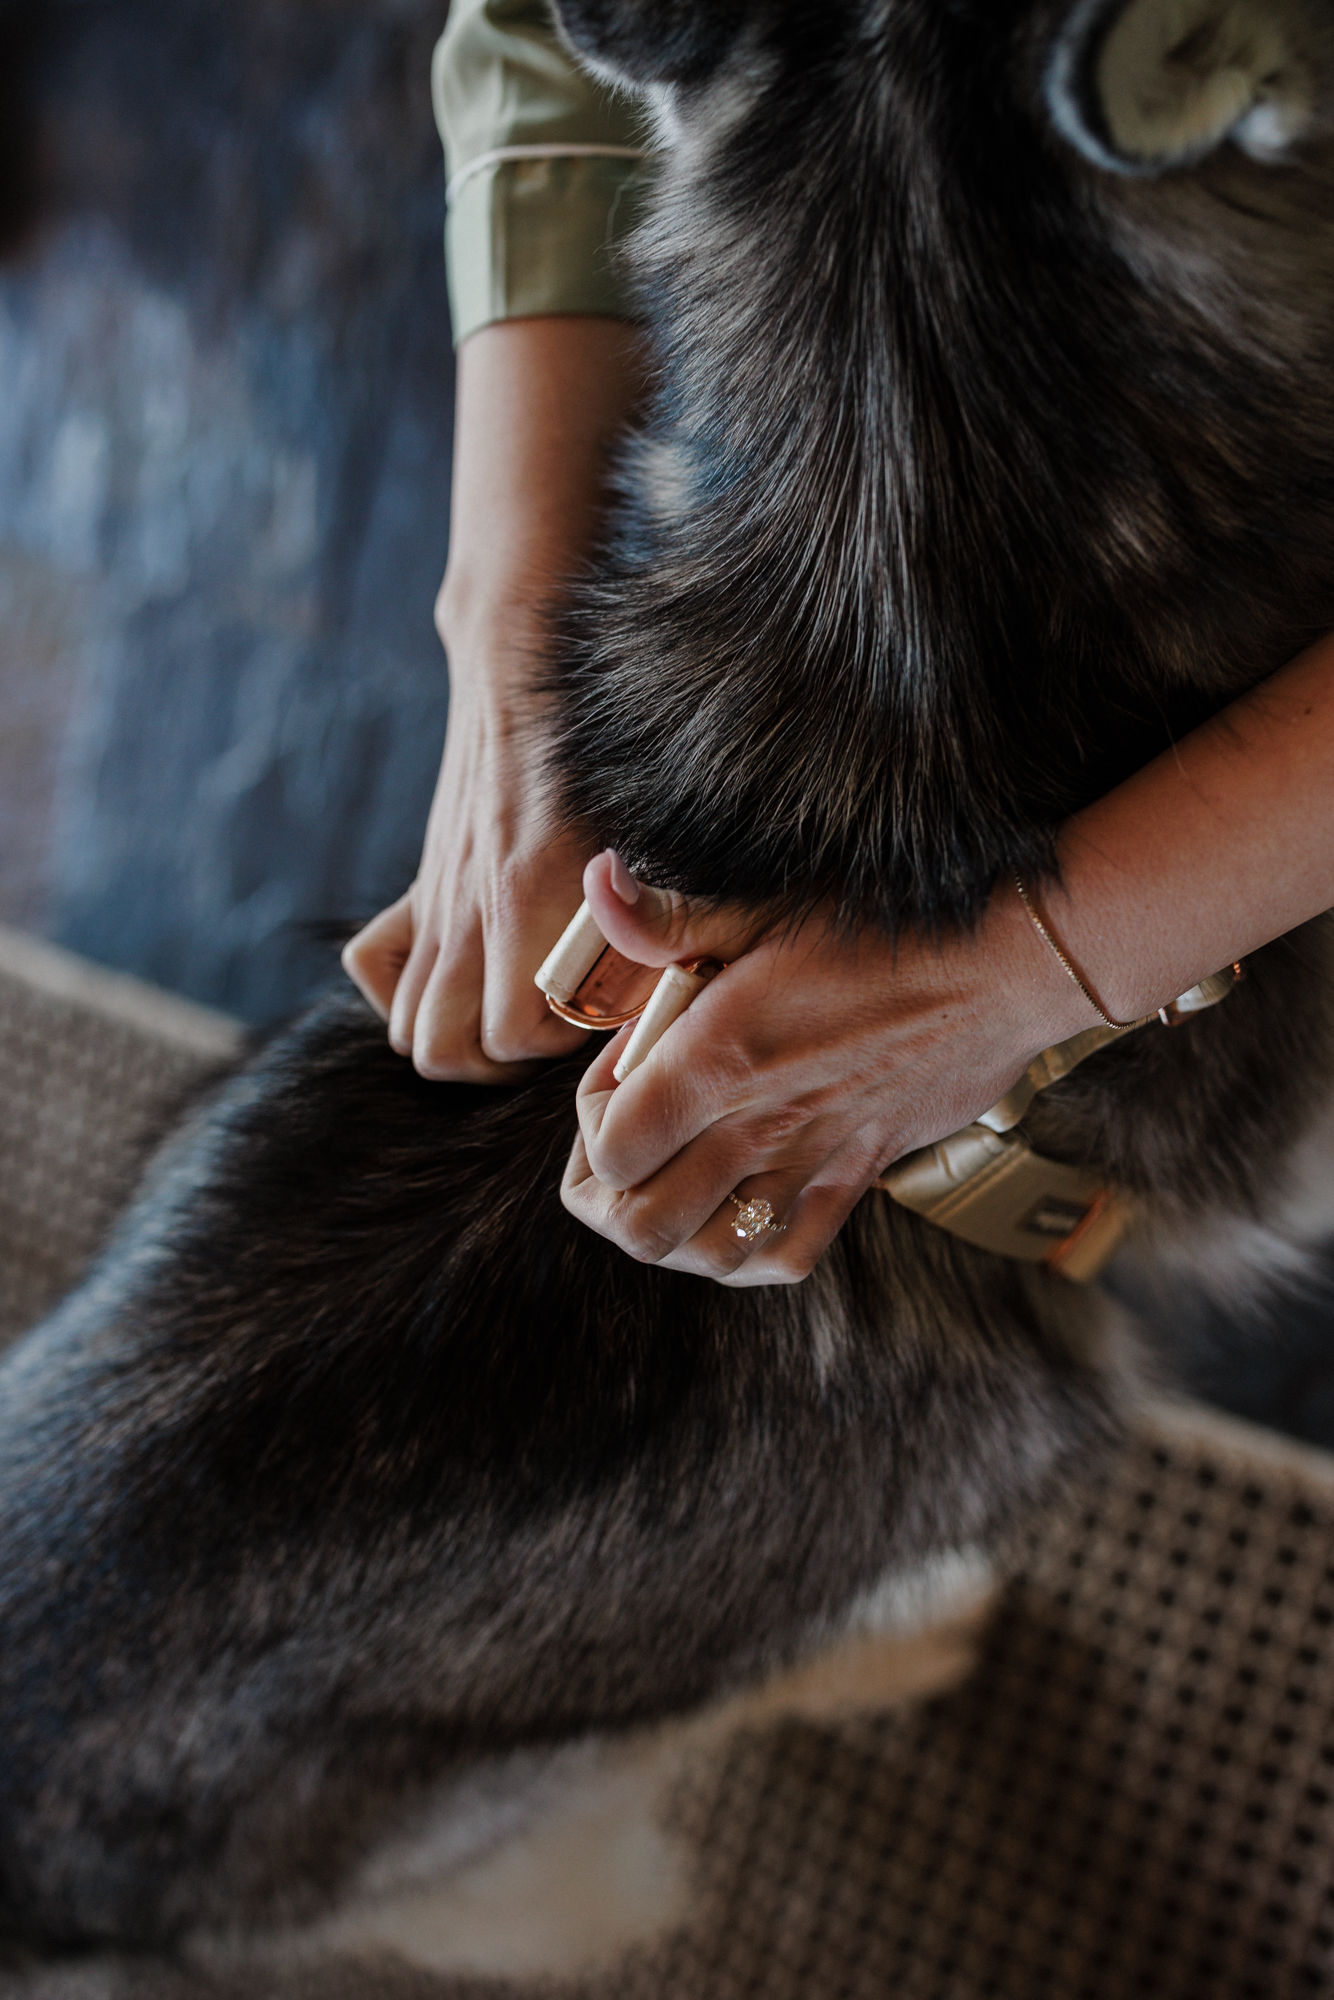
[731,1196,777,1243]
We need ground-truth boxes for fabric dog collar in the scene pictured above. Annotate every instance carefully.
[876,965,1242,1281]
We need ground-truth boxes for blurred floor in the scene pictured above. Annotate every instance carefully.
[0,0,454,1021]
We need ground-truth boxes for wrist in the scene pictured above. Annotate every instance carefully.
[1012,876,1157,1032]
[441,318,648,678]
[979,876,1108,1057]
[1043,819,1193,1026]
[434,570,562,696]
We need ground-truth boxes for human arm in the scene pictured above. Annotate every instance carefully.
[342,313,646,1078]
[344,0,650,1075]
[1029,634,1334,1021]
[561,630,1334,1282]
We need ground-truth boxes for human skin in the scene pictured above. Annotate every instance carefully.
[567,628,1334,1284]
[342,315,646,1081]
[347,316,1334,1285]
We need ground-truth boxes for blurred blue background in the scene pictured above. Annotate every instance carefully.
[0,0,453,1022]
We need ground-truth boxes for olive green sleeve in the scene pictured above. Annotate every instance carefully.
[433,0,650,342]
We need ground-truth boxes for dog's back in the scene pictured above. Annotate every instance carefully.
[0,989,1110,1941]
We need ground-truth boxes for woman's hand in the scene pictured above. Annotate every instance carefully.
[561,851,1092,1285]
[342,618,589,1080]
[342,315,647,1079]
[563,625,1334,1285]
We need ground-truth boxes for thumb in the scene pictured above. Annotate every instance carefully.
[582,850,750,969]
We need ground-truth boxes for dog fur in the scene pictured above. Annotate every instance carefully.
[3,0,1334,1960]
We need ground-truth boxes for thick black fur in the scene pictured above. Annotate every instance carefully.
[555,0,752,84]
[0,994,1106,1941]
[4,0,1334,1953]
[553,0,1334,928]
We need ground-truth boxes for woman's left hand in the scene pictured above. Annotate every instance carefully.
[561,850,1094,1284]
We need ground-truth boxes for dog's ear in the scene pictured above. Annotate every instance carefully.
[1046,0,1318,174]
[552,0,751,90]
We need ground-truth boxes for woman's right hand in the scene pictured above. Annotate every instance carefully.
[342,314,647,1081]
[342,604,590,1081]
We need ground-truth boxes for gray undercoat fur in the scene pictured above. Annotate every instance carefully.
[3,0,1334,1954]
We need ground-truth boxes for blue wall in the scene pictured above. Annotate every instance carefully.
[0,0,454,1021]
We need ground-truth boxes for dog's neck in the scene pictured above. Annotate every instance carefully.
[554,26,1334,929]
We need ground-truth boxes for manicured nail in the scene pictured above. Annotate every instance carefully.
[606,850,641,906]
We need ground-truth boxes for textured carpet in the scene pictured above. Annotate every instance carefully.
[0,925,240,1345]
[4,929,1334,1998]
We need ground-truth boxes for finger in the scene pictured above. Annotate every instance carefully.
[388,928,439,1061]
[715,1147,880,1288]
[342,895,415,1022]
[413,941,541,1084]
[574,974,760,1192]
[582,849,755,970]
[561,1111,769,1267]
[480,925,593,1067]
[564,1082,832,1270]
[572,1030,638,1185]
[657,1164,811,1282]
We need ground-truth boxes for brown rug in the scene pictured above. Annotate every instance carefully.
[4,930,1333,1999]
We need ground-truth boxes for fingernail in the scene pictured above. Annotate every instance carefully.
[606,850,641,906]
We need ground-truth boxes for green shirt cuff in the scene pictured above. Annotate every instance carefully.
[446,153,649,344]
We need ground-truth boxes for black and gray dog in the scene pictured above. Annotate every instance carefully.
[4,0,1334,1952]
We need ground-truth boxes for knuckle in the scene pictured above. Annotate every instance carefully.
[681,1240,748,1282]
[411,1007,448,1061]
[387,1005,415,1058]
[412,1050,454,1081]
[774,1244,820,1283]
[563,1153,666,1256]
[710,1223,755,1273]
[560,1172,594,1220]
[747,1101,809,1152]
[343,905,410,992]
[710,1249,752,1283]
[342,952,385,1020]
[480,1022,535,1066]
[583,1131,634,1194]
[412,1019,470,1080]
[618,1208,678,1265]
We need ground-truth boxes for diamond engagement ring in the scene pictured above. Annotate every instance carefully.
[727,1193,786,1244]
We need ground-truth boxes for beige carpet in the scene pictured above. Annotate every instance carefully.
[4,928,1334,1998]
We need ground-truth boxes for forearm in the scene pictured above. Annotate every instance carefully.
[1045,631,1334,1021]
[437,315,647,677]
[567,631,1334,1284]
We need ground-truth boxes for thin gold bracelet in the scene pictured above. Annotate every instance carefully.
[1013,877,1148,1033]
